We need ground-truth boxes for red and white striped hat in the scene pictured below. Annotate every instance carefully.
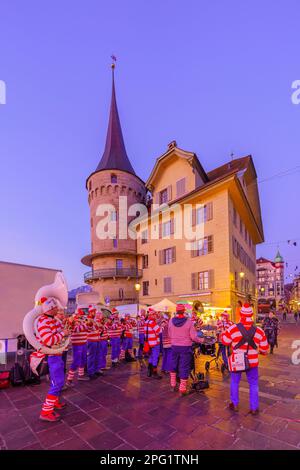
[88,305,96,313]
[240,303,253,317]
[41,297,57,314]
[221,311,229,318]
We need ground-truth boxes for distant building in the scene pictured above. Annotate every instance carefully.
[0,261,61,338]
[290,275,300,310]
[67,285,92,314]
[256,251,285,307]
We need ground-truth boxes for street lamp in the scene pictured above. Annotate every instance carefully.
[239,272,245,279]
[135,282,141,316]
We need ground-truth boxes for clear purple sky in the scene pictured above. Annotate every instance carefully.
[1,1,300,289]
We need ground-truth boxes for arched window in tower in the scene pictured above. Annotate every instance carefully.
[89,180,92,191]
[119,288,124,300]
[111,174,117,184]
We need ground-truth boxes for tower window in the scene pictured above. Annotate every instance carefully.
[89,181,92,191]
[111,174,117,183]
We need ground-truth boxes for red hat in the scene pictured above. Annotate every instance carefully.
[111,308,119,314]
[176,304,186,314]
[221,311,229,318]
[240,303,253,317]
[88,305,96,313]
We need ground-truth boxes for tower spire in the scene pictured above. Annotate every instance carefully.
[95,59,136,175]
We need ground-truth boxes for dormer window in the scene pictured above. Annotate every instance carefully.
[111,174,117,184]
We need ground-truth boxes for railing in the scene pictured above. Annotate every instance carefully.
[84,268,142,282]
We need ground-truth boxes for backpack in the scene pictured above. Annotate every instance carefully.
[10,362,25,386]
[228,323,257,372]
[0,371,10,389]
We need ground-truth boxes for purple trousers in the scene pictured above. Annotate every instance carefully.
[162,347,172,372]
[110,337,121,361]
[87,341,100,376]
[138,333,145,358]
[48,356,65,396]
[98,340,108,369]
[70,344,87,370]
[230,367,259,411]
[148,344,160,367]
[122,337,133,351]
[170,345,193,379]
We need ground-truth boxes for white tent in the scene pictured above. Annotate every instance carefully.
[151,298,177,312]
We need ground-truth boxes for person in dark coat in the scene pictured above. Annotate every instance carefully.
[262,311,279,354]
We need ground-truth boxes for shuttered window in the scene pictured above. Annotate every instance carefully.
[159,247,176,265]
[161,218,175,238]
[192,202,213,225]
[143,281,149,296]
[164,277,172,293]
[191,236,213,257]
[191,270,214,290]
[141,229,148,244]
[176,178,186,197]
[142,255,149,268]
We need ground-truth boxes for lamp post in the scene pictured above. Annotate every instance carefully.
[135,282,141,316]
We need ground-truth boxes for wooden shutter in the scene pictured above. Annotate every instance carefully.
[170,218,175,235]
[159,250,164,265]
[192,208,196,226]
[167,185,172,202]
[191,240,197,258]
[191,272,198,290]
[206,202,213,221]
[172,247,176,263]
[159,223,162,239]
[208,235,213,253]
[155,192,160,205]
[208,270,215,289]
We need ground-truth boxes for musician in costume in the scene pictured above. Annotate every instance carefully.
[66,308,89,385]
[97,314,110,371]
[136,311,146,359]
[216,311,233,369]
[107,308,122,366]
[86,305,101,380]
[168,304,204,395]
[23,272,70,422]
[37,297,68,422]
[145,308,162,379]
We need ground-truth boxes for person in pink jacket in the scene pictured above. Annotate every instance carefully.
[168,304,204,395]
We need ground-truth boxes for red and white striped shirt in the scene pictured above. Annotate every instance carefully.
[124,319,136,338]
[99,324,109,341]
[71,321,88,345]
[87,323,100,342]
[137,319,145,335]
[36,314,65,353]
[145,319,161,347]
[108,321,123,339]
[221,319,269,368]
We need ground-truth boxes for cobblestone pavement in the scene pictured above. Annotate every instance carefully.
[0,323,300,450]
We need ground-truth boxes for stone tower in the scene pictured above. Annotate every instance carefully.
[274,250,284,305]
[82,64,146,306]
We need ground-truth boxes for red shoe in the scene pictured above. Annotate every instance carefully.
[39,411,61,422]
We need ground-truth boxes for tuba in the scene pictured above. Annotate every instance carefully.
[23,272,70,355]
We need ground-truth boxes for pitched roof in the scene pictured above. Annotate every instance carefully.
[207,156,252,182]
[96,70,135,175]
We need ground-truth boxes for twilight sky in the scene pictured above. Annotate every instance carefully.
[0,0,300,289]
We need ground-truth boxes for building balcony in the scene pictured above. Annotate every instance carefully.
[84,268,142,283]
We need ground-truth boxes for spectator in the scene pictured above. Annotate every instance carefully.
[221,303,269,415]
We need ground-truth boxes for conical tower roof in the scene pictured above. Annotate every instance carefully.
[274,250,284,263]
[96,65,135,175]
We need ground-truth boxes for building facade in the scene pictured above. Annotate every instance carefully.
[256,252,285,307]
[82,68,264,318]
[0,261,61,338]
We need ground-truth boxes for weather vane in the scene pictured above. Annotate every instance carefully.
[111,54,117,70]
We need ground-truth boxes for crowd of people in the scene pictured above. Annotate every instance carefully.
[32,297,278,423]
